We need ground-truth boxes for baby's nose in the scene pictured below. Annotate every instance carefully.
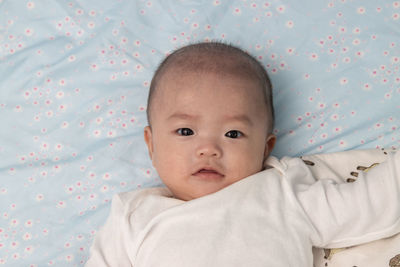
[196,143,222,158]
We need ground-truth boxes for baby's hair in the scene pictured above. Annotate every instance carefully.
[147,41,275,133]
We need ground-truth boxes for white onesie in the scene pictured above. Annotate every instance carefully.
[86,151,400,267]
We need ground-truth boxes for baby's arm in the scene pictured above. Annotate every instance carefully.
[297,150,400,248]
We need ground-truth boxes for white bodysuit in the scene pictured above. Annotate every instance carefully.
[86,152,400,267]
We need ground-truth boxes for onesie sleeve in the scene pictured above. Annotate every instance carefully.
[294,150,400,248]
[85,194,132,267]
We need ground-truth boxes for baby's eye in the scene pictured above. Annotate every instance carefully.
[177,128,194,136]
[225,130,243,139]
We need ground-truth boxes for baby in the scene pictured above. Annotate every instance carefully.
[86,42,400,267]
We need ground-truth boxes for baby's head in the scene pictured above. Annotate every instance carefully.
[144,42,276,200]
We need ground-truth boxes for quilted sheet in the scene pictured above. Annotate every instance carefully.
[0,0,399,266]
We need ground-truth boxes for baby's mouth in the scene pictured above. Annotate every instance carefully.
[193,168,224,181]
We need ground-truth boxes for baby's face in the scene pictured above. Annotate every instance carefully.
[144,71,275,200]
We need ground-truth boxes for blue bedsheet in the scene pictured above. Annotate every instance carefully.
[0,0,399,265]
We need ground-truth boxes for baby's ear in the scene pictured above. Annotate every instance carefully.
[264,134,276,160]
[144,126,154,160]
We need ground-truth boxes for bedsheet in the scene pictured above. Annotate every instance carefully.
[0,0,399,266]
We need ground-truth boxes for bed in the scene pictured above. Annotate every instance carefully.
[0,0,399,266]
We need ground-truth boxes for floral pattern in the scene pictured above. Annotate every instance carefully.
[0,0,399,265]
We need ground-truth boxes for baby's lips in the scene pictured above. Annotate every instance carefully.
[192,167,225,180]
[193,166,222,175]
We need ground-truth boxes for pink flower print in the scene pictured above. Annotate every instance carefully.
[355,50,364,57]
[340,77,348,85]
[363,83,372,91]
[23,232,32,240]
[88,21,95,29]
[25,28,34,36]
[11,241,19,249]
[93,104,101,111]
[25,246,34,254]
[192,22,199,29]
[24,90,31,99]
[14,105,22,112]
[339,140,347,147]
[338,26,346,33]
[100,185,109,192]
[107,130,116,138]
[285,47,295,55]
[57,201,66,208]
[331,114,339,121]
[36,194,44,201]
[90,63,98,71]
[68,55,76,62]
[41,142,49,151]
[25,220,33,228]
[352,38,360,45]
[320,122,328,128]
[357,7,366,14]
[286,20,294,28]
[334,126,342,133]
[277,5,285,13]
[135,64,143,71]
[103,173,111,180]
[65,255,74,262]
[343,57,351,63]
[27,2,35,9]
[233,7,241,15]
[66,186,74,194]
[59,104,66,112]
[88,172,96,180]
[61,121,69,128]
[10,218,19,227]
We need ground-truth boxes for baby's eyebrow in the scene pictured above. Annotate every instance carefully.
[224,114,253,126]
[167,112,253,126]
[167,112,198,121]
